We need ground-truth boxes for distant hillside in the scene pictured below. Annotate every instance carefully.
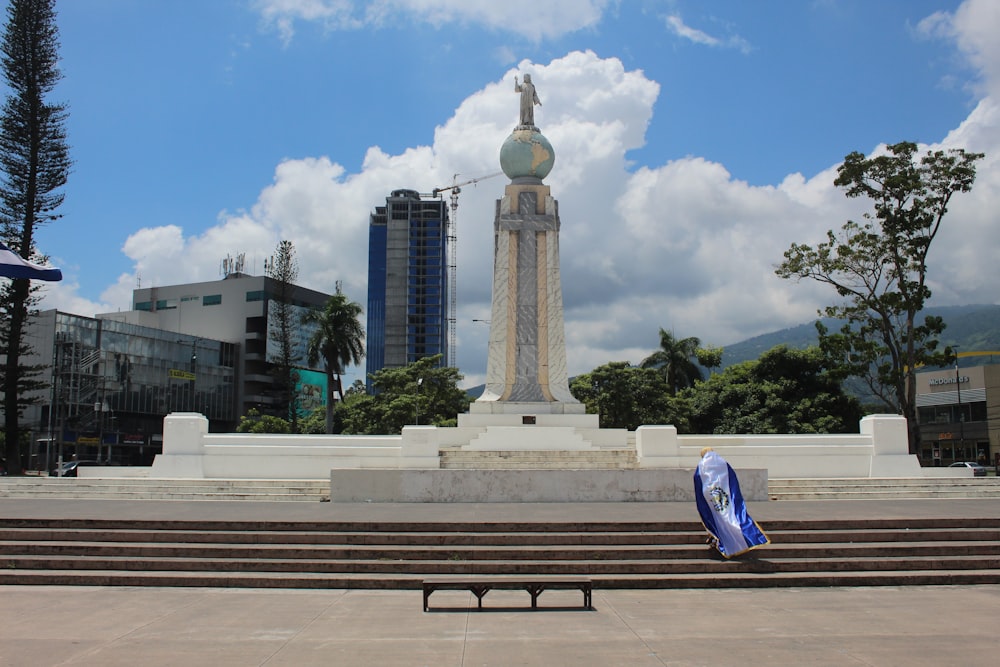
[719,304,1000,370]
[459,304,1000,392]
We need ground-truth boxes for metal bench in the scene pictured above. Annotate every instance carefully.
[422,576,593,611]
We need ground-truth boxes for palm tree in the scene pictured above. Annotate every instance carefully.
[304,293,365,433]
[640,328,704,395]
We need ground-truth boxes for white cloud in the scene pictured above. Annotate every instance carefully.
[918,0,1000,98]
[41,10,1000,385]
[665,14,752,54]
[253,0,610,42]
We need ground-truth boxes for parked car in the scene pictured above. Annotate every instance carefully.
[949,462,988,477]
[48,460,100,478]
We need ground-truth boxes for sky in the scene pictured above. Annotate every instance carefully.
[20,0,1000,389]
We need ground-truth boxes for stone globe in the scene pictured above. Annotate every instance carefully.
[499,128,555,180]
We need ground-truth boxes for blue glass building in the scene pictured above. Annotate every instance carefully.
[366,189,449,391]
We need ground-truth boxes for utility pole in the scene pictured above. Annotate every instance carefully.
[954,346,965,461]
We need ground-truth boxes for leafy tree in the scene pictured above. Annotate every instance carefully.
[337,355,467,434]
[299,407,328,435]
[0,0,70,473]
[776,141,983,452]
[304,291,365,433]
[640,328,721,395]
[265,239,300,431]
[570,361,690,431]
[684,345,862,435]
[235,408,291,434]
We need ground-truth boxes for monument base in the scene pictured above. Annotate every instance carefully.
[458,403,625,450]
[329,468,769,502]
[469,400,587,416]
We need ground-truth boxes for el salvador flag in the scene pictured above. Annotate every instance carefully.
[0,241,62,281]
[694,449,769,558]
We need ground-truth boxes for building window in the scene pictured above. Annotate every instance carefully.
[203,294,222,306]
[246,290,264,302]
[135,301,152,311]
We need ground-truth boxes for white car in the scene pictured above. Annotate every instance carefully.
[949,462,987,477]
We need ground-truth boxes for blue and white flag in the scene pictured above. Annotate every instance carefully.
[0,241,62,281]
[694,450,769,558]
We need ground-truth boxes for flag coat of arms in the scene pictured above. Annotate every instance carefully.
[0,242,62,281]
[694,450,769,558]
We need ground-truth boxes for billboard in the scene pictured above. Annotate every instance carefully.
[295,368,327,418]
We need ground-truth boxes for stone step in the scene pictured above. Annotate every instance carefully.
[3,568,1000,590]
[4,526,994,545]
[4,475,1000,501]
[3,553,999,576]
[1,540,997,562]
[768,477,1000,500]
[0,477,329,501]
[1,515,997,590]
[439,448,638,471]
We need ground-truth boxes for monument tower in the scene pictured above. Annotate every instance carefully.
[473,74,583,416]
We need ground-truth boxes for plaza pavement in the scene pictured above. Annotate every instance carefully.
[1,497,999,666]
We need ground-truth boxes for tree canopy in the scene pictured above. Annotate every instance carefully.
[776,141,983,451]
[570,361,690,431]
[337,355,467,435]
[683,345,863,434]
[640,328,721,395]
[303,291,365,433]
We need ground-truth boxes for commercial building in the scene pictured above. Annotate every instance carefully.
[366,189,449,390]
[22,310,237,468]
[121,269,332,415]
[916,362,1000,468]
[16,269,335,468]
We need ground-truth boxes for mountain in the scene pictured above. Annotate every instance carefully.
[718,304,1000,370]
[459,305,1000,392]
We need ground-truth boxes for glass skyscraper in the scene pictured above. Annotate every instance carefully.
[366,189,449,390]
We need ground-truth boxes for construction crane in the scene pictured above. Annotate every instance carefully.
[424,172,502,367]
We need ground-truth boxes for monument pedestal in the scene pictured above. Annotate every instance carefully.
[457,407,626,451]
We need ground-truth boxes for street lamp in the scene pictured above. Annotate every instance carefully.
[954,346,965,461]
[415,377,423,425]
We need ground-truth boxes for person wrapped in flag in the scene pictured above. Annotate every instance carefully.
[694,447,769,558]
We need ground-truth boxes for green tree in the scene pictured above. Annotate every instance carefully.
[640,328,721,395]
[235,408,291,434]
[265,239,300,431]
[776,141,983,452]
[337,355,467,434]
[684,345,862,435]
[0,0,70,473]
[570,361,690,431]
[304,291,365,434]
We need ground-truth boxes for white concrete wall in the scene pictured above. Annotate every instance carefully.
[636,414,925,478]
[152,412,939,481]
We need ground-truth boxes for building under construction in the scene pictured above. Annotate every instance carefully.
[366,189,449,390]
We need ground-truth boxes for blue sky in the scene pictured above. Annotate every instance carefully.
[25,0,1000,388]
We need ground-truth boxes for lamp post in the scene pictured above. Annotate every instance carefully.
[415,377,423,425]
[954,346,965,461]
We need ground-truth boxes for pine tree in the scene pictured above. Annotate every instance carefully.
[0,0,70,473]
[265,240,300,431]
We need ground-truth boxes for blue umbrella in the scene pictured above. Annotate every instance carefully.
[0,241,62,281]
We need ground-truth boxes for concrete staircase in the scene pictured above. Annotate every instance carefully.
[0,477,330,502]
[768,477,1000,500]
[4,474,1000,501]
[1,515,998,589]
